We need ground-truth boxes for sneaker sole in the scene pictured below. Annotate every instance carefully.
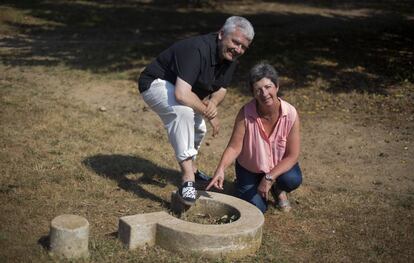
[176,193,196,206]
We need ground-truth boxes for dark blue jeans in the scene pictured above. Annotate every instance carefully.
[235,161,302,213]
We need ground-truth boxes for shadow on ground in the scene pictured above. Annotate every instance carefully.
[37,235,50,251]
[83,154,181,205]
[83,154,237,205]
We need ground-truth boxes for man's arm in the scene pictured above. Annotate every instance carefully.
[174,77,222,136]
[208,87,227,106]
[203,87,227,119]
[174,77,208,115]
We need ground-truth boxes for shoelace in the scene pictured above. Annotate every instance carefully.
[182,186,196,198]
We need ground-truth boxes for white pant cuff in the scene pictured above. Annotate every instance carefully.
[177,149,198,162]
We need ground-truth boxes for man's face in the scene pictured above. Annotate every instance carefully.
[218,28,251,61]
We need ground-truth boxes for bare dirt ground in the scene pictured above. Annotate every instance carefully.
[1,1,413,262]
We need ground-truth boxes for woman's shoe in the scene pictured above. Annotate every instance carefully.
[278,199,292,212]
[271,186,292,212]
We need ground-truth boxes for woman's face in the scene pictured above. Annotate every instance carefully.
[252,77,279,106]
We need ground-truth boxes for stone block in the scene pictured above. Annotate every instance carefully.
[49,214,89,259]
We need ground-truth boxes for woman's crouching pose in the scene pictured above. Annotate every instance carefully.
[207,62,302,213]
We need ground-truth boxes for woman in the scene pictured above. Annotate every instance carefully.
[206,62,302,213]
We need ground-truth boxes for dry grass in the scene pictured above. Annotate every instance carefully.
[1,1,414,262]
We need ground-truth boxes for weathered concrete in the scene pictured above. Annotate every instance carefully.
[118,191,264,258]
[49,214,89,259]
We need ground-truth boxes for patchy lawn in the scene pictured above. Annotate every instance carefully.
[1,1,413,262]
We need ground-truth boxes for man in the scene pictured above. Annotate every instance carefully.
[138,16,254,205]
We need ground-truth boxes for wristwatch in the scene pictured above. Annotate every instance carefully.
[265,173,274,182]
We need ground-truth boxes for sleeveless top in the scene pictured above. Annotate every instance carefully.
[236,98,297,173]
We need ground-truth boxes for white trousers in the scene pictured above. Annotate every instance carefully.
[141,79,207,162]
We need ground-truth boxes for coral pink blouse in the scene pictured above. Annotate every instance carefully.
[236,98,297,173]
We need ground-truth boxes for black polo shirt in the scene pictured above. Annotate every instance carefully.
[138,33,237,100]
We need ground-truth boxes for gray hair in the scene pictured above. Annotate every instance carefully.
[222,16,255,41]
[249,62,279,91]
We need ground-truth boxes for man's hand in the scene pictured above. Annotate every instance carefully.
[203,99,218,120]
[209,117,220,137]
[206,170,225,191]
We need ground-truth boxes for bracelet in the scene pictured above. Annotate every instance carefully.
[264,173,274,182]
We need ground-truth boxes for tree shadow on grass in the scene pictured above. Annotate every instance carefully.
[83,154,181,206]
[2,1,412,95]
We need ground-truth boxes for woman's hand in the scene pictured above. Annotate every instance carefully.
[257,177,273,200]
[206,169,225,191]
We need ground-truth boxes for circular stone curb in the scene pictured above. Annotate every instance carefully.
[118,191,264,258]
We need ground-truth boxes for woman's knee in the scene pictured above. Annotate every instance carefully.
[276,163,303,192]
[235,162,267,213]
[237,189,267,213]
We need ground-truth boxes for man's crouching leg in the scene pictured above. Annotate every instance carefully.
[177,158,197,206]
[166,105,199,206]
